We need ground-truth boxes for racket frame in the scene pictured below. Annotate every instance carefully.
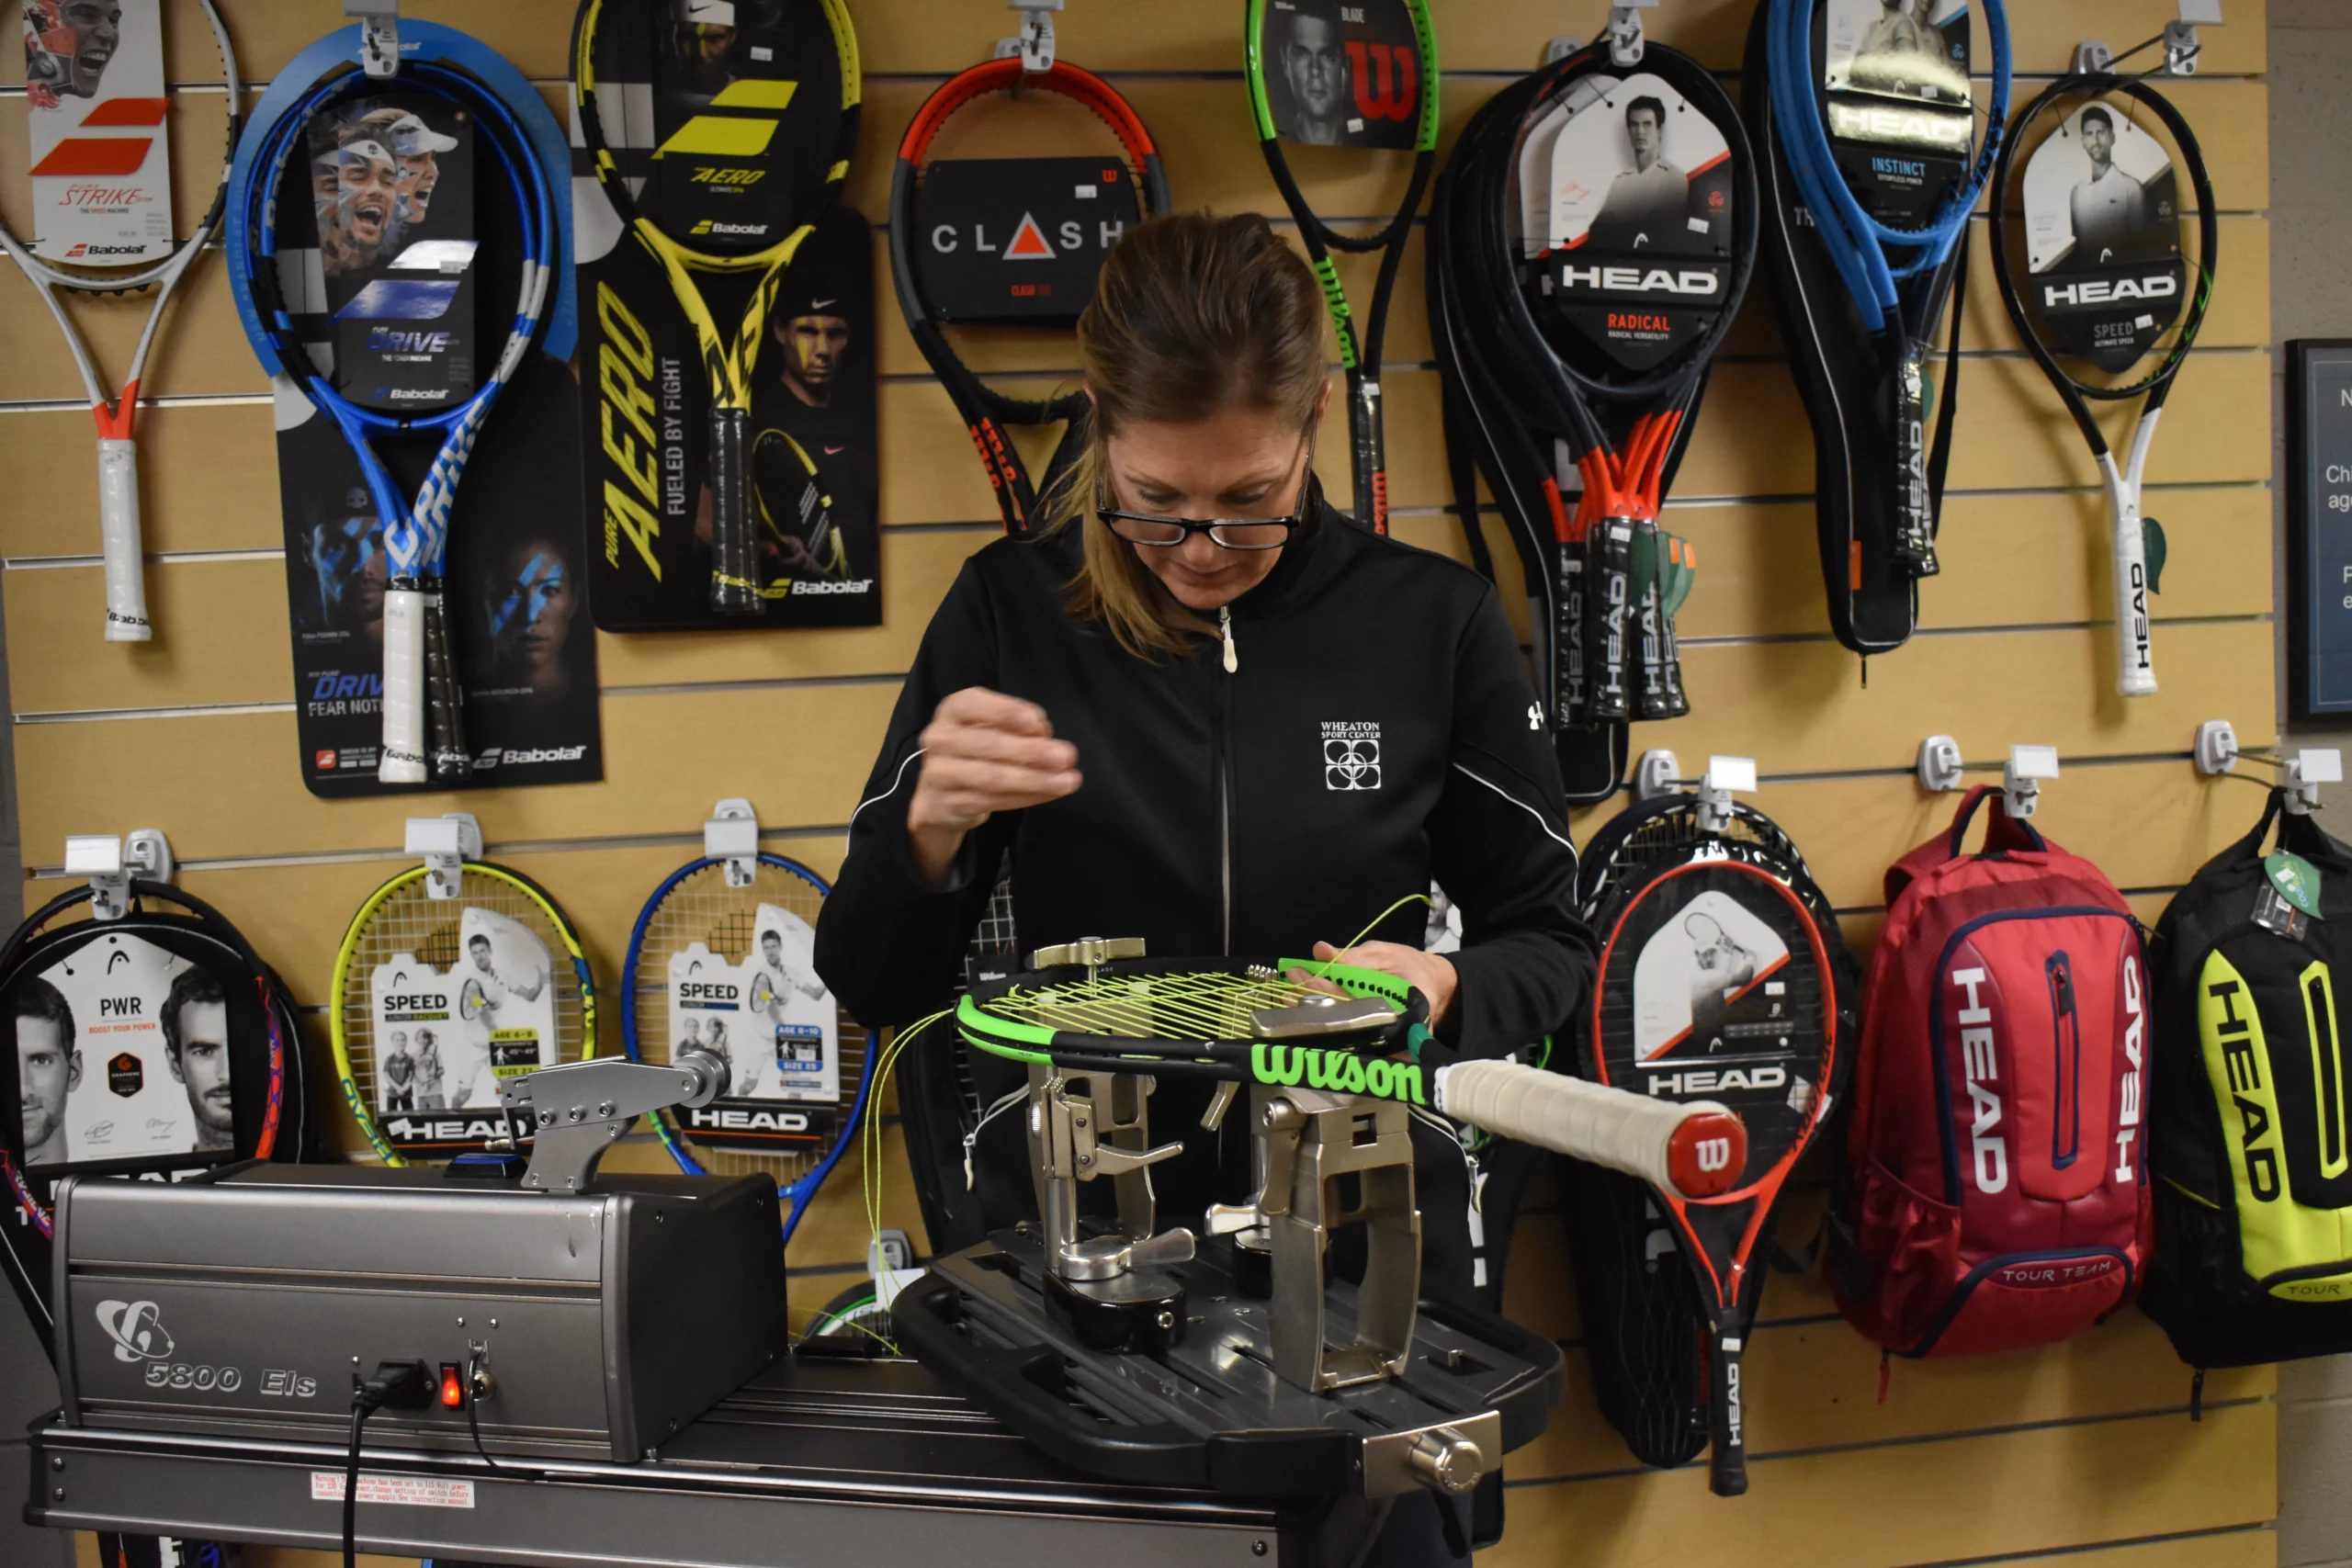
[1990,75,2217,698]
[1243,0,1441,536]
[888,57,1171,536]
[0,0,243,642]
[619,852,876,1244]
[241,59,559,784]
[329,861,597,1166]
[572,0,863,612]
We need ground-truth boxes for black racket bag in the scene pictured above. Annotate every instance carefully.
[2143,790,2352,1369]
[1563,790,1859,1488]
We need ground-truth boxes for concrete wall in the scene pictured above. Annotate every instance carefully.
[2273,2,2352,1564]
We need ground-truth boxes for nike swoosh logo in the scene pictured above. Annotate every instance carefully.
[824,446,845,455]
[810,299,837,310]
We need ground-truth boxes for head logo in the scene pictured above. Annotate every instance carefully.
[96,1299,174,1362]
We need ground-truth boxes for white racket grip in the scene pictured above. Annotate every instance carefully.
[378,586,428,784]
[2102,452,2155,697]
[96,437,152,642]
[1433,1060,1748,1199]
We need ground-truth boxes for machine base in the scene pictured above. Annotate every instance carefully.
[891,1227,1562,1500]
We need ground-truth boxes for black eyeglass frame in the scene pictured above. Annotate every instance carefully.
[1093,434,1317,551]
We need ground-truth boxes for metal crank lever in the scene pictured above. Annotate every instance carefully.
[498,1050,728,1193]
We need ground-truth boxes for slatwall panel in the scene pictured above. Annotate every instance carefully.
[6,1,2278,1563]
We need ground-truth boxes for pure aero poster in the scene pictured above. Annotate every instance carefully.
[22,0,175,262]
[368,907,554,1144]
[17,931,231,1168]
[666,904,839,1148]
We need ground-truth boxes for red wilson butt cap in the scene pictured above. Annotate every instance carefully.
[1665,1111,1748,1199]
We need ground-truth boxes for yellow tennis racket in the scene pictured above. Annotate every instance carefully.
[571,0,862,615]
[330,862,596,1165]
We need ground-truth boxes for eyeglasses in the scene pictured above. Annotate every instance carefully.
[1096,440,1315,552]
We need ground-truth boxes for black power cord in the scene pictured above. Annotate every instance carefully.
[344,1361,429,1568]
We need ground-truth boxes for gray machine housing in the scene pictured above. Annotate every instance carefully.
[53,1161,788,1461]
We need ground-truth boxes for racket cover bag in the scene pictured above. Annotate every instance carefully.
[2142,790,2352,1368]
[1829,786,2151,1357]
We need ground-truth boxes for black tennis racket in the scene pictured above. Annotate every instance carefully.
[573,0,862,613]
[1991,76,2216,698]
[1245,0,1437,536]
[888,58,1171,536]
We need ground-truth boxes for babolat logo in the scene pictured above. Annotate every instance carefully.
[1557,264,1724,298]
[2041,275,2179,310]
[1250,1043,1426,1104]
[679,980,741,1002]
[692,220,770,237]
[383,992,450,1011]
[383,388,443,400]
[790,578,874,595]
[368,327,451,354]
[501,746,587,764]
[76,243,148,256]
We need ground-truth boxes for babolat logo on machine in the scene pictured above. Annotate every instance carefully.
[913,156,1145,325]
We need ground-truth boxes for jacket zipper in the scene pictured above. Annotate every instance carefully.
[1217,606,1236,953]
[2046,953,2080,1168]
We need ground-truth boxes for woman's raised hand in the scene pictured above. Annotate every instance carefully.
[906,687,1082,883]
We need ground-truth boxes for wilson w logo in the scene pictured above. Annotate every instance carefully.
[1695,1137,1734,1173]
[652,78,800,161]
[1345,42,1418,122]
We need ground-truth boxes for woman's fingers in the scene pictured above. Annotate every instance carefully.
[922,754,1081,818]
[935,685,1057,737]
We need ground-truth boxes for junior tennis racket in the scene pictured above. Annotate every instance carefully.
[1992,77,2215,698]
[1245,0,1436,536]
[3,0,240,641]
[956,953,1747,1201]
[623,852,874,1245]
[889,58,1170,535]
[330,860,595,1164]
[573,0,861,613]
[1763,0,2011,576]
[232,56,559,784]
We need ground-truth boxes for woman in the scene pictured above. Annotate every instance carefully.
[815,214,1591,1560]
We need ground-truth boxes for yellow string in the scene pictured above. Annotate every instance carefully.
[1309,891,1437,976]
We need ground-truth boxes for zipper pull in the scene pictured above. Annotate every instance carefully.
[1219,605,1238,672]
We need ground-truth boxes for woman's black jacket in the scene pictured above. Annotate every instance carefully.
[814,497,1596,1306]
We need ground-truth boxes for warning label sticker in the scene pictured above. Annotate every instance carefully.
[311,1472,478,1509]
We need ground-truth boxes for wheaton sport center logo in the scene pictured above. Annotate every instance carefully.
[96,1298,175,1362]
[1323,720,1382,791]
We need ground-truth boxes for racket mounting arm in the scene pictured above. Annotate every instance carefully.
[406,813,482,901]
[704,798,760,889]
[498,1049,729,1194]
[995,0,1063,74]
[1605,1,1658,68]
[1030,1065,1190,1283]
[343,0,401,79]
[1263,1086,1419,1393]
[63,829,173,922]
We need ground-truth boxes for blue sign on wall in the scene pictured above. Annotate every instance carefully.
[2290,341,2352,717]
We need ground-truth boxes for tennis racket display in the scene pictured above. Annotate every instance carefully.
[1577,793,1855,1495]
[330,861,594,1164]
[1432,40,1755,731]
[232,53,559,784]
[1245,0,1437,536]
[1992,78,2215,697]
[956,955,1747,1201]
[622,852,874,1244]
[889,58,1170,535]
[573,0,861,613]
[1762,0,2011,578]
[3,0,240,642]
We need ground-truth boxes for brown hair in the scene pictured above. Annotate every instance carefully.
[1045,212,1329,658]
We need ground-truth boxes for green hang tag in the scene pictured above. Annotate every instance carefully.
[2266,850,2325,919]
[1629,530,1658,611]
[2143,517,2167,595]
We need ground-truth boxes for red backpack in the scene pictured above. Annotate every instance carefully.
[1829,786,2153,1358]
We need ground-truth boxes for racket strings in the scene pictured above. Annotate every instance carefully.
[980,968,1345,1043]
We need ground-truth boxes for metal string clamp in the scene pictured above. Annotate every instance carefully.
[64,830,174,922]
[2195,720,2343,818]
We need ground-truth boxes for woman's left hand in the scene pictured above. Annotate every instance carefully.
[1291,940,1457,1027]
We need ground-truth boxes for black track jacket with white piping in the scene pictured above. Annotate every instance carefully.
[815,493,1594,1300]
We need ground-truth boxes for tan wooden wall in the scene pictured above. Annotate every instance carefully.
[5,0,2283,1562]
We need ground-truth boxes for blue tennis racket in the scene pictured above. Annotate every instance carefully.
[622,852,874,1247]
[232,57,558,785]
[1766,0,2010,574]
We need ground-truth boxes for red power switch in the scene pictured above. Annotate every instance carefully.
[439,1364,466,1409]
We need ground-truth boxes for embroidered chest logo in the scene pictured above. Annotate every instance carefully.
[1322,721,1382,791]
